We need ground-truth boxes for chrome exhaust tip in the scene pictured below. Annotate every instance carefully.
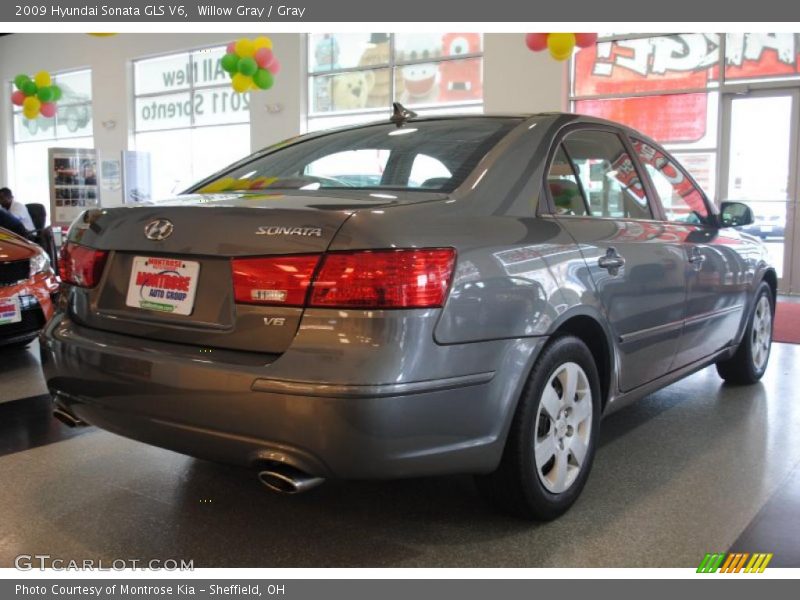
[52,406,86,428]
[257,465,325,495]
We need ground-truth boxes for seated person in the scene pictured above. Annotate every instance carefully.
[0,206,29,238]
[0,187,35,232]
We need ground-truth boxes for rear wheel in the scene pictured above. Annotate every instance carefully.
[476,335,601,520]
[716,282,773,385]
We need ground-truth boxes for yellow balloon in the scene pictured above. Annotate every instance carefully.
[34,70,51,88]
[254,36,273,50]
[549,48,572,61]
[547,33,576,61]
[23,95,42,113]
[23,106,39,120]
[235,38,255,58]
[231,73,253,93]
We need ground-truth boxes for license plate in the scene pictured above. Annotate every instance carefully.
[0,295,22,325]
[760,225,773,232]
[125,256,200,316]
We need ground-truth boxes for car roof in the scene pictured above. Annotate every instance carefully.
[307,112,656,144]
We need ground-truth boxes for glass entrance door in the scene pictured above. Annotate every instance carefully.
[722,89,800,293]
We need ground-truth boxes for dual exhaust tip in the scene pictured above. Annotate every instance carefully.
[257,463,325,495]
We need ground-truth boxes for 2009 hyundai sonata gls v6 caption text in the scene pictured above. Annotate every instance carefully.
[42,111,776,520]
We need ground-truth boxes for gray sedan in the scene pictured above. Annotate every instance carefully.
[42,110,776,520]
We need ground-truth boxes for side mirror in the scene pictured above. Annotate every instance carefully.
[720,201,754,228]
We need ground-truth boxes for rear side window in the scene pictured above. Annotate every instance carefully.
[561,130,652,220]
[547,146,588,216]
[192,117,520,194]
[632,139,710,225]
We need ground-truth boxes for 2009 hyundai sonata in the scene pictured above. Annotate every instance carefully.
[42,109,776,520]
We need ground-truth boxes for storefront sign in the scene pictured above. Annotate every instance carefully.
[573,34,800,144]
[135,48,251,130]
[575,33,800,98]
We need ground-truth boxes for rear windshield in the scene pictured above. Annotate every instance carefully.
[192,118,521,194]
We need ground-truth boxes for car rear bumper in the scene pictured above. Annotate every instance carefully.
[1,276,58,346]
[41,313,544,479]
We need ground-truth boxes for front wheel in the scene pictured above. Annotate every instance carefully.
[716,281,774,385]
[476,335,601,520]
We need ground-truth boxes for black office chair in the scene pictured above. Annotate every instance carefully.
[26,203,58,266]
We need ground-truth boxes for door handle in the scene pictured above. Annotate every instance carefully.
[598,247,625,275]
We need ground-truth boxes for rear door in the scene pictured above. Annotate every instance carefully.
[547,127,688,392]
[630,137,748,366]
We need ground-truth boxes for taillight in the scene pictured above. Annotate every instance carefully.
[60,242,108,288]
[232,255,320,306]
[309,248,455,309]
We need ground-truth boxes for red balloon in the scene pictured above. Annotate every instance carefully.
[525,33,549,52]
[40,102,57,118]
[574,33,598,48]
[11,90,25,106]
[226,41,236,54]
[267,57,281,75]
[254,47,274,69]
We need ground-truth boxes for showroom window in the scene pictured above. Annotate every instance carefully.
[10,68,93,208]
[307,33,484,131]
[570,33,800,203]
[133,46,252,199]
[571,33,800,282]
[570,34,721,200]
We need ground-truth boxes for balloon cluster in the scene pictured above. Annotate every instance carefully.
[11,71,62,120]
[525,33,598,61]
[221,37,281,93]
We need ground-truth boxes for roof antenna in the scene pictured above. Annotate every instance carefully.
[390,102,417,126]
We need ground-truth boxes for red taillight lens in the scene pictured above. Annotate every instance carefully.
[232,255,321,306]
[60,242,108,288]
[309,248,456,309]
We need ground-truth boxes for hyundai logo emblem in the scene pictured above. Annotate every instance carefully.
[144,219,174,241]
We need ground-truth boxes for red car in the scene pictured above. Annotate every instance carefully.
[0,228,59,349]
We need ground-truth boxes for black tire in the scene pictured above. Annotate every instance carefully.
[476,335,602,520]
[716,281,774,385]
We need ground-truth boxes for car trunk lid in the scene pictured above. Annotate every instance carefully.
[66,190,445,354]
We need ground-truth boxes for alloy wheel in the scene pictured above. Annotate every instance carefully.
[533,361,593,494]
[751,295,772,371]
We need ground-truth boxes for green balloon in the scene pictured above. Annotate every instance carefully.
[51,85,62,101]
[253,69,274,90]
[14,74,30,91]
[238,57,258,77]
[21,80,37,96]
[37,87,54,102]
[220,53,239,74]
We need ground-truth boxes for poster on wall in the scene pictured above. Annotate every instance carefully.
[48,147,100,227]
[122,150,153,204]
[100,159,122,191]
